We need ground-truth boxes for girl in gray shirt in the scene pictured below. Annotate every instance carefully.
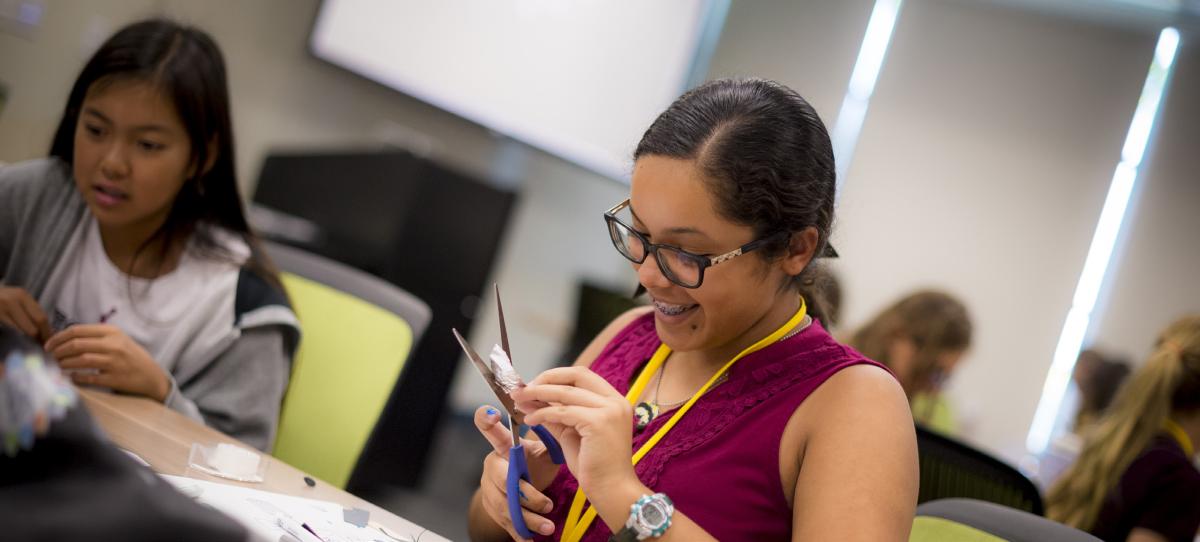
[0,19,298,451]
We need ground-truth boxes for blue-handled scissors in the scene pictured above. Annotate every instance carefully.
[452,285,565,539]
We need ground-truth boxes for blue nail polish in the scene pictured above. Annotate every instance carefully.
[519,489,527,501]
[486,408,498,416]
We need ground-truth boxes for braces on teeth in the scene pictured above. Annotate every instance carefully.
[655,301,693,316]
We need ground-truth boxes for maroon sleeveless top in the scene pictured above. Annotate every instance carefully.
[536,313,891,542]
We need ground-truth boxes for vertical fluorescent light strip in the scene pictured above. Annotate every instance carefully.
[1026,27,1180,455]
[831,0,903,190]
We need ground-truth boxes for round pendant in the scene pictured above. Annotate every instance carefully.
[634,401,659,431]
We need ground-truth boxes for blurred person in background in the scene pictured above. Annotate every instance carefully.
[849,290,972,435]
[1046,315,1200,542]
[1037,349,1134,489]
[1072,349,1132,436]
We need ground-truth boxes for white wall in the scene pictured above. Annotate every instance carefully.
[706,0,875,124]
[701,0,1173,462]
[1090,36,1200,363]
[837,0,1159,461]
[0,1,150,165]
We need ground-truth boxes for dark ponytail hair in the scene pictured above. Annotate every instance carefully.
[632,78,837,322]
[49,18,282,292]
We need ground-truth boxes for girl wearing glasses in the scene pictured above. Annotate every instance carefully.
[470,78,916,542]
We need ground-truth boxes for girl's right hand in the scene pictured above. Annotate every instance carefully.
[474,405,559,540]
[0,287,52,342]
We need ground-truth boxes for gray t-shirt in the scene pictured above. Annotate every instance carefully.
[43,216,250,378]
[1,158,299,451]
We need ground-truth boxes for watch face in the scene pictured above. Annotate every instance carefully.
[641,502,666,526]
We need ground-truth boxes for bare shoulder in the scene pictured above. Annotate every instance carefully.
[800,364,914,441]
[787,363,914,454]
[789,363,918,540]
[812,364,909,414]
[570,305,653,368]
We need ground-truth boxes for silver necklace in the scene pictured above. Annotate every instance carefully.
[777,315,812,343]
[633,315,812,432]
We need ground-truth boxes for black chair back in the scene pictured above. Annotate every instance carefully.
[916,425,1044,515]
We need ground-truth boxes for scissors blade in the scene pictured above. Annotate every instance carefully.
[451,328,525,427]
[495,284,512,363]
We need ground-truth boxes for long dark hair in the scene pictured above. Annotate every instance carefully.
[48,18,282,291]
[633,78,836,322]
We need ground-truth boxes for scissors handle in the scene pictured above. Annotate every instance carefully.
[507,443,535,539]
[529,424,565,465]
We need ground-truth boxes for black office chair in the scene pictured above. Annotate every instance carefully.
[914,498,1100,542]
[916,425,1044,515]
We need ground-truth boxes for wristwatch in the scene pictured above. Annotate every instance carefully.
[609,493,674,541]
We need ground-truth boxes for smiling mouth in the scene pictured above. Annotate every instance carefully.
[652,299,698,316]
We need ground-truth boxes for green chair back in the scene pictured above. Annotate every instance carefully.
[915,498,1102,542]
[272,272,412,488]
[911,516,1008,542]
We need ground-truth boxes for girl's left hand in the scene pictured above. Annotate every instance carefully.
[512,367,637,496]
[44,324,170,402]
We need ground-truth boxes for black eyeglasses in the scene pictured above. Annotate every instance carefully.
[604,198,788,289]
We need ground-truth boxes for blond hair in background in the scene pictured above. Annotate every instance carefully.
[1045,315,1200,530]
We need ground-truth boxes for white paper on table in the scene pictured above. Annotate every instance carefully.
[159,474,414,542]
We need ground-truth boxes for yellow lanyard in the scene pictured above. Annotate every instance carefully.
[1164,419,1195,457]
[560,298,808,542]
